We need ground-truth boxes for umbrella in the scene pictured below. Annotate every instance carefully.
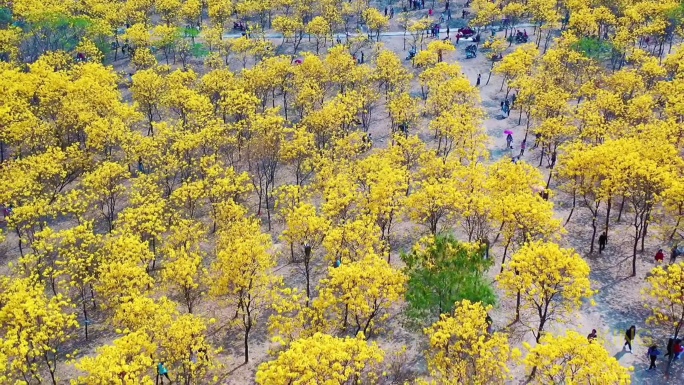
[504,130,514,135]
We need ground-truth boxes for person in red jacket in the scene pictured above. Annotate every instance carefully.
[674,340,684,360]
[655,248,665,263]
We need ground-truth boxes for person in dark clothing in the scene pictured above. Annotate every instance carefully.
[539,190,549,200]
[519,139,526,157]
[476,73,481,86]
[549,152,557,168]
[598,232,607,253]
[446,26,450,37]
[671,246,680,264]
[511,93,517,106]
[587,329,597,342]
[303,243,311,260]
[624,325,636,352]
[665,337,676,358]
[390,7,394,18]
[361,51,364,63]
[647,345,661,370]
[384,6,388,16]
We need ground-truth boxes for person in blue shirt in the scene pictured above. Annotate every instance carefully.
[647,345,662,370]
[157,362,170,383]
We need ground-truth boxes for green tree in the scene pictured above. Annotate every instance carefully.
[401,234,495,323]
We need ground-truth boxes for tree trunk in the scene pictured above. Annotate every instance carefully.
[565,188,576,225]
[82,290,89,341]
[589,206,598,254]
[640,208,651,252]
[632,219,641,277]
[244,319,251,363]
[500,238,512,273]
[617,195,626,222]
[604,197,612,236]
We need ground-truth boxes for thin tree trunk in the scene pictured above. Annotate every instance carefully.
[565,188,576,225]
[617,195,626,222]
[604,197,612,236]
[589,205,599,253]
[500,238,512,273]
[641,208,651,252]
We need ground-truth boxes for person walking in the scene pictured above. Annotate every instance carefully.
[598,232,607,253]
[665,336,676,358]
[429,8,433,16]
[624,325,636,352]
[647,345,661,370]
[384,6,388,16]
[674,340,683,359]
[455,34,460,44]
[506,133,513,149]
[655,248,665,263]
[519,139,526,157]
[671,245,679,264]
[390,7,394,18]
[303,243,311,260]
[446,26,450,37]
[476,73,481,86]
[157,362,171,384]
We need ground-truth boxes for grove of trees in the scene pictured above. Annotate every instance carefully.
[2,0,684,383]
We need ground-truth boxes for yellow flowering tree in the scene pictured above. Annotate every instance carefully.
[0,277,78,385]
[497,241,594,342]
[424,300,514,385]
[73,330,157,385]
[314,254,406,335]
[643,262,684,370]
[81,161,130,232]
[255,333,384,384]
[210,209,281,363]
[523,331,632,384]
